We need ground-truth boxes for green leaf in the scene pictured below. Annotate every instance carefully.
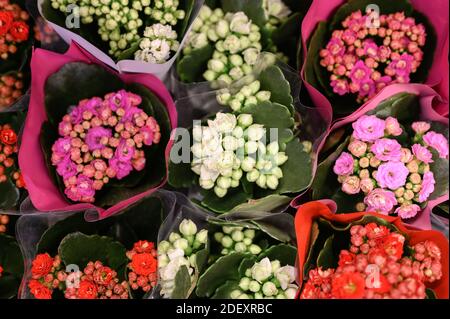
[211,280,240,299]
[316,235,336,269]
[270,13,303,68]
[171,265,192,299]
[177,44,215,83]
[228,195,292,214]
[304,21,328,94]
[178,0,197,37]
[429,156,449,201]
[0,179,20,210]
[168,127,197,189]
[425,288,437,299]
[258,243,297,266]
[201,186,252,214]
[44,62,124,127]
[366,93,420,122]
[258,65,294,114]
[58,233,128,280]
[196,252,252,298]
[222,0,267,27]
[0,234,24,299]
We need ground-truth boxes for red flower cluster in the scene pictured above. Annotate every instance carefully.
[64,261,129,299]
[0,72,24,108]
[0,0,30,60]
[0,123,25,188]
[127,240,158,293]
[0,265,3,278]
[28,254,129,299]
[300,222,443,299]
[0,214,9,233]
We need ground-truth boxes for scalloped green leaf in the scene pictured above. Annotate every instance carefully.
[196,252,252,298]
[228,195,292,214]
[171,265,192,299]
[0,179,20,210]
[366,93,420,122]
[258,66,294,114]
[201,186,252,214]
[258,243,297,266]
[177,44,215,83]
[304,21,328,93]
[429,155,449,201]
[316,235,336,269]
[211,280,240,299]
[58,233,128,280]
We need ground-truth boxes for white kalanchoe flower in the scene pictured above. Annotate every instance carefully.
[251,257,273,283]
[228,12,252,35]
[274,265,297,290]
[135,24,180,63]
[263,0,292,21]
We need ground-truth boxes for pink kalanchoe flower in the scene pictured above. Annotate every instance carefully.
[385,117,402,136]
[364,188,397,214]
[326,38,346,57]
[358,79,376,98]
[411,144,434,164]
[52,137,72,157]
[423,131,449,159]
[411,122,431,135]
[386,53,414,79]
[400,148,413,163]
[350,61,372,85]
[352,115,386,142]
[360,178,374,194]
[109,157,133,180]
[370,138,402,162]
[342,176,361,195]
[376,162,409,190]
[331,79,350,95]
[395,204,421,219]
[418,171,435,203]
[333,152,355,176]
[76,175,96,199]
[85,127,112,151]
[363,40,378,58]
[348,140,367,157]
[107,90,131,111]
[121,106,143,123]
[115,139,135,162]
[56,156,78,180]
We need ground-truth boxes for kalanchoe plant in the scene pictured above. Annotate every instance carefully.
[0,110,26,211]
[294,202,448,299]
[19,194,168,299]
[157,218,208,299]
[312,92,449,220]
[0,0,33,74]
[303,0,437,115]
[0,72,24,109]
[41,0,196,62]
[0,214,23,299]
[177,0,304,83]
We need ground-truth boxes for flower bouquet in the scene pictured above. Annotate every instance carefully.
[38,0,203,77]
[0,109,26,211]
[18,191,174,299]
[154,199,298,299]
[0,213,24,298]
[168,58,326,214]
[19,43,177,219]
[310,84,449,229]
[295,201,449,299]
[301,0,448,117]
[177,0,306,84]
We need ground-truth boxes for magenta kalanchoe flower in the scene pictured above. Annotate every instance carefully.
[333,152,355,176]
[376,161,409,190]
[352,115,385,142]
[395,204,421,219]
[423,131,449,159]
[50,90,162,203]
[412,144,434,164]
[371,138,402,162]
[364,188,397,215]
[418,171,436,203]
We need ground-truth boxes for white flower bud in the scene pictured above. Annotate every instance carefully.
[195,229,208,244]
[266,175,279,190]
[275,266,296,290]
[223,136,238,151]
[213,113,237,133]
[284,286,298,299]
[200,179,215,190]
[254,292,264,299]
[262,282,278,296]
[249,244,262,255]
[242,64,253,75]
[239,36,251,50]
[276,294,286,299]
[179,219,198,236]
[158,240,171,253]
[221,235,233,248]
[214,232,224,242]
[256,174,267,189]
[271,167,283,179]
[275,152,288,166]
[231,230,244,242]
[270,260,281,272]
[233,126,244,138]
[238,293,250,299]
[243,229,255,239]
[214,186,228,198]
[173,238,189,251]
[217,91,231,105]
[207,29,219,42]
[199,5,212,20]
[217,176,232,189]
[208,59,225,73]
[158,254,169,268]
[229,12,252,34]
[244,96,257,107]
[223,35,241,53]
[234,242,247,252]
[217,74,233,85]
[237,114,253,127]
[249,80,261,94]
[302,141,313,153]
[230,54,244,67]
[169,232,181,243]
[203,70,217,82]
[249,32,261,42]
[222,226,234,234]
[228,99,242,111]
[247,169,260,182]
[256,91,271,102]
[215,20,229,38]
[221,248,229,255]
[241,157,256,172]
[245,141,259,154]
[249,280,261,293]
[192,126,203,142]
[230,67,244,81]
[230,179,240,188]
[240,85,253,97]
[239,277,251,291]
[247,124,265,141]
[243,48,260,65]
[243,238,252,246]
[232,169,243,181]
[230,290,242,299]
[191,143,203,159]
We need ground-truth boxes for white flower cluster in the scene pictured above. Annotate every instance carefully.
[134,23,180,63]
[191,112,288,198]
[231,257,298,299]
[158,219,208,298]
[213,226,262,256]
[50,0,184,60]
[263,0,292,30]
[216,80,272,112]
[184,6,263,85]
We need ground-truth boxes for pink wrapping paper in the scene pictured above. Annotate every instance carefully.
[300,0,450,119]
[37,0,204,79]
[292,83,449,230]
[18,42,177,219]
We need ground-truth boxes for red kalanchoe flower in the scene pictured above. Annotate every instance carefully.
[364,223,390,241]
[0,11,13,36]
[0,128,17,145]
[130,253,157,276]
[331,272,366,299]
[93,266,115,286]
[0,265,3,277]
[133,240,155,254]
[28,279,52,299]
[31,253,54,278]
[9,20,28,41]
[338,250,356,267]
[381,233,404,261]
[77,280,98,299]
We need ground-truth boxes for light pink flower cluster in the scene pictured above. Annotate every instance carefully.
[51,90,161,203]
[333,115,448,219]
[301,223,443,299]
[320,10,427,103]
